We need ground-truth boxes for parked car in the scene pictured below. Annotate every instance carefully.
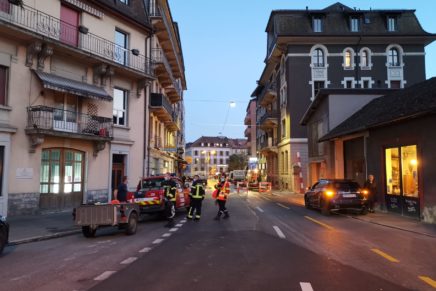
[134,176,190,215]
[0,215,9,255]
[304,179,368,215]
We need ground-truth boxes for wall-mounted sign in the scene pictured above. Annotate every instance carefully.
[16,168,33,179]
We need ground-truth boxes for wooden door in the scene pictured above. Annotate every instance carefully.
[60,5,79,46]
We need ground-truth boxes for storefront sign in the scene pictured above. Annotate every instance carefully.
[16,168,33,179]
[385,195,401,213]
[403,197,419,217]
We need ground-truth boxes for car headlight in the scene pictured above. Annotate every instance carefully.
[324,190,335,197]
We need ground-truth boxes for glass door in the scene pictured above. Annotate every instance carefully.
[53,94,78,132]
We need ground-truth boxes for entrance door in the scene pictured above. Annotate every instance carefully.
[60,4,79,46]
[112,154,125,191]
[385,145,420,218]
[40,149,84,210]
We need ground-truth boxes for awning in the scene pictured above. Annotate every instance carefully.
[34,70,112,101]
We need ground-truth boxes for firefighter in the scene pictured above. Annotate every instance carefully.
[187,175,205,221]
[162,172,177,228]
[214,176,230,220]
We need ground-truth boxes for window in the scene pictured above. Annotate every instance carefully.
[361,50,369,67]
[344,50,352,69]
[313,81,325,97]
[312,48,324,67]
[313,17,323,32]
[113,88,128,126]
[350,17,360,32]
[345,80,353,88]
[362,80,370,89]
[388,48,400,67]
[40,149,84,194]
[226,151,229,156]
[115,29,128,65]
[119,0,128,4]
[385,145,418,197]
[280,84,287,107]
[220,151,223,156]
[387,16,397,32]
[281,119,286,138]
[0,66,8,106]
[220,159,223,165]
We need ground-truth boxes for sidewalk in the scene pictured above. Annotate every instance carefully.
[7,209,81,245]
[264,190,436,238]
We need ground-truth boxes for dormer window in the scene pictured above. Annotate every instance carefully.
[312,17,323,32]
[119,0,129,4]
[350,17,360,32]
[387,16,397,32]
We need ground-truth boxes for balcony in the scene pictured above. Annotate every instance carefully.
[26,106,113,144]
[244,113,251,125]
[152,48,182,102]
[258,83,277,107]
[150,93,179,132]
[258,111,279,130]
[0,1,154,77]
[244,127,251,138]
[259,137,278,154]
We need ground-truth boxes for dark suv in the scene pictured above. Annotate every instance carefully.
[0,216,9,255]
[304,179,368,215]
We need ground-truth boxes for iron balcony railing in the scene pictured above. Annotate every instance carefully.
[258,111,279,126]
[153,135,162,148]
[258,82,277,106]
[0,0,154,76]
[152,48,182,98]
[27,106,113,138]
[259,137,278,150]
[148,0,161,17]
[150,93,173,117]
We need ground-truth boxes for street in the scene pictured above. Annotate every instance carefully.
[1,189,435,291]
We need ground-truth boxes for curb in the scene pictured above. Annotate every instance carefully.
[8,229,82,246]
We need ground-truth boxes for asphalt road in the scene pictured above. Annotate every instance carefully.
[1,190,435,291]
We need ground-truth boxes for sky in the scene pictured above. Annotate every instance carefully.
[169,0,436,143]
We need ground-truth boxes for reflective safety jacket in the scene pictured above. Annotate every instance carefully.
[223,181,230,194]
[162,179,177,202]
[190,181,205,199]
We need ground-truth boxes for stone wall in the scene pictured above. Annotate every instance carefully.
[8,193,40,216]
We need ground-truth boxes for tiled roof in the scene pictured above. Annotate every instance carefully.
[320,77,436,141]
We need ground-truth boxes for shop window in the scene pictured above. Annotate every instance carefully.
[385,145,418,197]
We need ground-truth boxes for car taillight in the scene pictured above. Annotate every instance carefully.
[361,189,369,195]
[324,190,335,197]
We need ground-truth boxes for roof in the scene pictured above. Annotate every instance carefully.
[188,136,231,148]
[320,77,436,141]
[229,138,248,149]
[34,70,112,101]
[300,88,394,125]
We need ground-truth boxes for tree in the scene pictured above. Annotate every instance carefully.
[228,154,247,172]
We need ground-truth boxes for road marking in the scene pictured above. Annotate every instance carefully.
[371,248,400,263]
[120,257,137,265]
[256,206,264,213]
[262,196,271,201]
[152,238,164,244]
[139,247,152,253]
[419,276,436,288]
[300,282,314,291]
[180,220,187,223]
[277,203,290,210]
[169,227,179,232]
[304,216,334,230]
[176,224,183,227]
[94,271,116,281]
[273,226,286,239]
[162,233,172,237]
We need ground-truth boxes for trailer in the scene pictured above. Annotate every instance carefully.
[74,203,139,238]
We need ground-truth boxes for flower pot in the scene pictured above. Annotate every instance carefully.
[131,49,140,56]
[78,25,89,34]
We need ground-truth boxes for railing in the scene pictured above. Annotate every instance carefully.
[259,137,278,150]
[27,106,113,138]
[258,82,277,106]
[152,135,162,148]
[259,111,279,126]
[152,48,182,98]
[148,0,161,17]
[244,127,251,137]
[150,93,173,116]
[0,0,154,76]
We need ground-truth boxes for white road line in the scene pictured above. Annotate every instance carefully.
[120,257,137,265]
[273,226,286,239]
[176,224,183,227]
[152,238,164,244]
[94,271,116,281]
[300,282,314,291]
[162,233,172,237]
[169,227,179,232]
[256,206,264,213]
[139,247,152,253]
[277,203,290,210]
[180,220,187,223]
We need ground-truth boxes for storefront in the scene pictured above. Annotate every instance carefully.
[384,145,420,218]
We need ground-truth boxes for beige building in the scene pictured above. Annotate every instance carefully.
[0,0,186,216]
[147,0,187,176]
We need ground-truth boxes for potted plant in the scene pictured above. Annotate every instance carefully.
[78,25,89,34]
[131,49,140,56]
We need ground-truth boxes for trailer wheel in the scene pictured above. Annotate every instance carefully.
[82,226,97,238]
[126,212,138,235]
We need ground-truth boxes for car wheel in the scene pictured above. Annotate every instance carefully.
[320,199,330,216]
[82,226,97,238]
[0,228,7,254]
[126,212,138,235]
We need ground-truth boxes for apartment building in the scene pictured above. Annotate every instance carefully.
[0,0,158,216]
[244,99,256,158]
[252,2,434,191]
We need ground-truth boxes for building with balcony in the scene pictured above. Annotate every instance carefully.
[252,2,435,192]
[0,0,156,216]
[146,0,187,176]
[244,99,256,158]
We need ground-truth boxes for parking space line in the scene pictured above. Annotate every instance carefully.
[120,257,137,265]
[371,248,400,263]
[169,228,179,232]
[139,247,152,253]
[152,238,164,244]
[273,226,286,239]
[162,233,172,237]
[256,206,264,213]
[277,203,290,210]
[300,282,314,291]
[418,276,436,288]
[304,216,334,230]
[94,271,116,281]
